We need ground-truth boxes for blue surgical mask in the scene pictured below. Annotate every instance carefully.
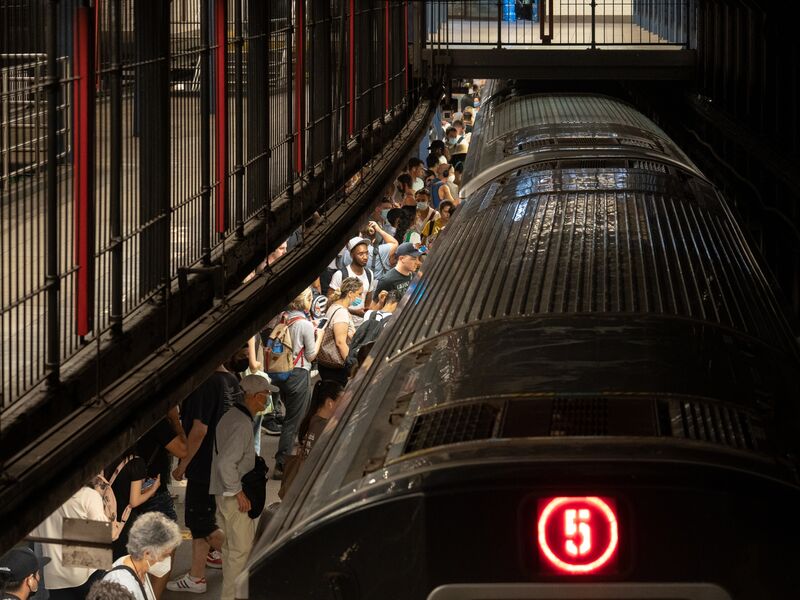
[380,208,390,221]
[351,297,363,308]
[473,100,480,108]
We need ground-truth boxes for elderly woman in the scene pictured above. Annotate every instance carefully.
[102,512,182,600]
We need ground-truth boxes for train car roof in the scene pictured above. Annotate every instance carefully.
[460,92,700,198]
[252,91,800,563]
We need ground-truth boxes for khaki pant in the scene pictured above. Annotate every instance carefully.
[216,495,257,600]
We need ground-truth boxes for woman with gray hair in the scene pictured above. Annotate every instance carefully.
[101,512,181,600]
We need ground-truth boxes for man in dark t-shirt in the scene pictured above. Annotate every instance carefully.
[168,367,240,594]
[373,242,425,304]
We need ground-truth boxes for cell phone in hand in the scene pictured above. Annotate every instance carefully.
[142,478,157,491]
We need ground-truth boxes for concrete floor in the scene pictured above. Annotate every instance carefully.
[163,428,282,600]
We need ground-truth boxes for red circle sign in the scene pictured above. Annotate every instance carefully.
[537,496,619,574]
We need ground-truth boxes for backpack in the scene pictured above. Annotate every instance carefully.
[345,312,390,368]
[92,456,135,541]
[265,314,305,381]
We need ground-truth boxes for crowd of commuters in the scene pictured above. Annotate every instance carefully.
[2,82,482,600]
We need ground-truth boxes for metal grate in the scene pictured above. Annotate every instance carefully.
[550,398,609,436]
[660,399,763,451]
[403,403,498,454]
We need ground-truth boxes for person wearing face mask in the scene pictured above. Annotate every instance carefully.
[410,202,439,242]
[209,375,278,600]
[327,238,377,327]
[445,127,459,149]
[317,277,363,385]
[0,547,49,600]
[370,197,395,239]
[102,513,182,600]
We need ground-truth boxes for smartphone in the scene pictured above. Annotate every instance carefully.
[417,245,428,254]
[141,477,157,491]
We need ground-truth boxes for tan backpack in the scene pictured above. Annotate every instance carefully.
[265,314,305,381]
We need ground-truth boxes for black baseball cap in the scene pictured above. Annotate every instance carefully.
[0,547,50,581]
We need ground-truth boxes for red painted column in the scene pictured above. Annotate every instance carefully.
[348,0,355,136]
[74,5,95,337]
[214,0,228,233]
[295,0,304,172]
[385,1,390,111]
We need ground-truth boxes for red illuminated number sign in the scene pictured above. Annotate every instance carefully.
[537,496,619,574]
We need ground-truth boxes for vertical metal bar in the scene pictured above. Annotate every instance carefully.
[45,0,60,386]
[201,0,211,264]
[214,0,228,234]
[591,0,597,49]
[287,6,294,217]
[265,0,272,252]
[404,0,409,93]
[385,1,390,112]
[496,0,502,49]
[109,0,123,334]
[234,0,244,238]
[294,0,304,174]
[348,0,355,137]
[247,0,269,216]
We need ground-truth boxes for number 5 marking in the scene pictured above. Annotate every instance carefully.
[565,508,591,556]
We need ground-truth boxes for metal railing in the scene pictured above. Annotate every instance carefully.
[0,0,416,409]
[1,55,71,185]
[424,0,690,48]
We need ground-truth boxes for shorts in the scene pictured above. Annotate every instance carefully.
[138,488,178,522]
[185,478,218,539]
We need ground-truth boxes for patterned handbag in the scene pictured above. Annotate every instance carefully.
[316,306,347,368]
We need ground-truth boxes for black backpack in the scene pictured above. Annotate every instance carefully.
[345,312,390,368]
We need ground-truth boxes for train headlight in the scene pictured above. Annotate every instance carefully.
[537,496,619,574]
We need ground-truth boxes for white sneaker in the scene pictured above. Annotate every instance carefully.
[166,573,207,593]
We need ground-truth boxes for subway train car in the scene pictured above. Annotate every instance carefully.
[244,86,800,599]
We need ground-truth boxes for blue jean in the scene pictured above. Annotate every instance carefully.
[274,368,310,467]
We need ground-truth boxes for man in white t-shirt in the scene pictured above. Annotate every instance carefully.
[327,237,377,326]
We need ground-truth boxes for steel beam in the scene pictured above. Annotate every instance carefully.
[424,49,696,81]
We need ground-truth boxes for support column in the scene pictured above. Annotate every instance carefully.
[73,2,95,337]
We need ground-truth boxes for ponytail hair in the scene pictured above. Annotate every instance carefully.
[298,379,344,442]
[332,276,363,301]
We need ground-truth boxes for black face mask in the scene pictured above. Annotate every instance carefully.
[230,357,250,373]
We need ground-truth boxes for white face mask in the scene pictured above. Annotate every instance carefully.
[412,178,424,192]
[447,174,456,183]
[148,556,172,578]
